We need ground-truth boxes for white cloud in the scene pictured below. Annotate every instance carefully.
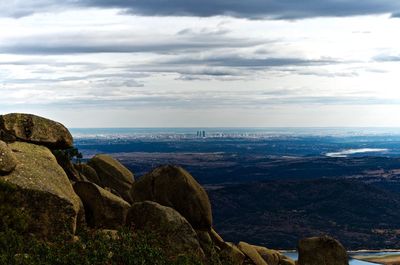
[1,9,400,126]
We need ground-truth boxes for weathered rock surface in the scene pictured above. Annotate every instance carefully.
[126,200,204,259]
[252,245,295,265]
[0,113,73,149]
[130,165,212,230]
[297,236,348,265]
[280,258,296,265]
[1,141,80,239]
[53,151,87,182]
[76,197,86,230]
[220,242,246,265]
[88,154,134,203]
[208,229,246,265]
[0,140,17,174]
[74,163,101,185]
[252,245,281,265]
[73,181,130,229]
[210,228,226,248]
[196,230,213,256]
[238,241,268,265]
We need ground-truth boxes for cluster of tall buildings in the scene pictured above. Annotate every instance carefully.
[196,130,206,138]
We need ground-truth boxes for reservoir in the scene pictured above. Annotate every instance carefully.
[282,251,400,265]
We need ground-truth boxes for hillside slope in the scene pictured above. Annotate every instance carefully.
[209,179,400,250]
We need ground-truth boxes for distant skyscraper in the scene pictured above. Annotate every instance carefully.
[203,131,205,137]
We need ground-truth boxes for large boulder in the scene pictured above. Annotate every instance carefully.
[297,236,348,265]
[88,154,134,203]
[74,163,101,185]
[238,242,268,265]
[0,140,17,175]
[0,113,73,149]
[130,165,212,230]
[73,181,130,229]
[0,141,80,239]
[126,201,204,259]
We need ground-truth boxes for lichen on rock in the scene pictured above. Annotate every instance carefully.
[0,140,17,175]
[1,141,80,239]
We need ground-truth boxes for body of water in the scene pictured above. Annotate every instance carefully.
[325,148,389,157]
[283,251,400,265]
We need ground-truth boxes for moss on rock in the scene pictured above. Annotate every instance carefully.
[0,140,17,175]
[1,142,80,239]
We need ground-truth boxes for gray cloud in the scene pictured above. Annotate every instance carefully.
[3,0,400,19]
[282,69,359,78]
[16,92,400,109]
[0,0,77,18]
[109,54,340,82]
[78,0,400,19]
[164,55,338,68]
[0,32,263,55]
[373,54,400,62]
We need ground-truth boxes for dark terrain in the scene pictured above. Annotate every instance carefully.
[209,179,400,250]
[74,133,400,249]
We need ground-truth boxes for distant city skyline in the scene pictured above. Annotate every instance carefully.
[2,1,400,127]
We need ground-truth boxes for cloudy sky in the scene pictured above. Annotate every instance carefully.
[1,1,400,127]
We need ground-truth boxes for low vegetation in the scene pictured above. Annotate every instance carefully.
[0,227,206,265]
[1,180,231,265]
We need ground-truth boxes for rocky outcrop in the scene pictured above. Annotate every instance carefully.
[208,229,246,265]
[297,236,348,265]
[280,258,295,265]
[88,154,134,202]
[0,141,81,239]
[73,181,130,229]
[53,151,87,182]
[238,242,268,265]
[196,230,213,255]
[126,201,204,259]
[220,242,246,265]
[74,163,101,185]
[0,113,73,149]
[253,245,295,265]
[210,228,226,249]
[130,165,212,230]
[253,245,281,265]
[0,113,352,265]
[0,140,17,175]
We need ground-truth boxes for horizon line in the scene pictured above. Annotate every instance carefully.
[69,126,400,129]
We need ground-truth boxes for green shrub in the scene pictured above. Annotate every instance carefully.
[0,226,233,265]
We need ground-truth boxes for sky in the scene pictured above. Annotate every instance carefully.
[1,1,400,127]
